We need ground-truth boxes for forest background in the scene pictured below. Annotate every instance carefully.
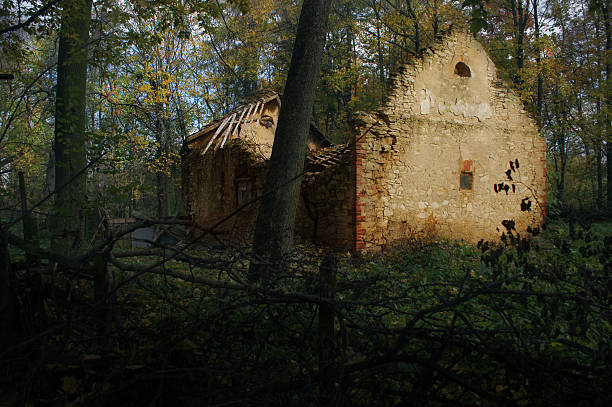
[0,0,611,406]
[1,0,609,221]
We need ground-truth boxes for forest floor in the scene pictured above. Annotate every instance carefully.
[1,219,611,406]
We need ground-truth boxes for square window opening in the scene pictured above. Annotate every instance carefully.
[460,171,473,190]
[236,179,253,206]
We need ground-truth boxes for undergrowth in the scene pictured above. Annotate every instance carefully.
[1,221,611,406]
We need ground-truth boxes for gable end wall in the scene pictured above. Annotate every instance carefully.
[353,30,546,251]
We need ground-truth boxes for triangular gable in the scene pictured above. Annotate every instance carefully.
[186,90,281,155]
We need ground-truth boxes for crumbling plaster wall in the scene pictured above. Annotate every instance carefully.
[190,100,279,161]
[183,137,354,248]
[181,99,280,241]
[353,30,546,251]
[182,139,267,241]
[296,154,354,250]
[249,100,280,158]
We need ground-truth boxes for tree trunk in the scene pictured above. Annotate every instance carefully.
[432,0,439,38]
[51,0,93,256]
[0,229,20,349]
[516,1,525,71]
[507,0,529,86]
[151,78,172,218]
[318,255,337,404]
[596,97,604,209]
[557,123,568,206]
[370,0,385,103]
[249,0,332,283]
[603,1,611,210]
[406,0,420,55]
[597,141,603,208]
[18,171,39,265]
[93,252,113,347]
[17,173,46,332]
[43,146,55,199]
[157,169,170,218]
[533,0,543,125]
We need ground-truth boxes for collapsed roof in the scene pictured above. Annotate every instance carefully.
[185,90,332,156]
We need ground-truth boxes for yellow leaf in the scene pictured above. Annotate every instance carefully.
[551,342,563,348]
[178,339,197,352]
[61,376,78,394]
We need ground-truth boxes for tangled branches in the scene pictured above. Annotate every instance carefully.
[1,217,611,406]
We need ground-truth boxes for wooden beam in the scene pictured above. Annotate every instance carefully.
[201,114,232,156]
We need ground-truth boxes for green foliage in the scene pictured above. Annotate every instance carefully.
[1,0,612,402]
[462,0,489,33]
[3,221,611,405]
[1,0,609,226]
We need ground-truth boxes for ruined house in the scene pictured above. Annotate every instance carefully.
[181,90,352,248]
[182,28,546,252]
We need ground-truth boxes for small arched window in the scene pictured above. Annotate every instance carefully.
[454,62,471,78]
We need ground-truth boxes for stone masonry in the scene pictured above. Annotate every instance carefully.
[182,28,546,252]
[182,91,353,248]
[352,28,546,251]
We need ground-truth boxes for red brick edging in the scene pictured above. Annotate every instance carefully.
[352,133,366,252]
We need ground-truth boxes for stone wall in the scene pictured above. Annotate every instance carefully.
[249,101,280,159]
[182,139,267,243]
[353,29,546,251]
[183,139,354,249]
[181,98,279,242]
[183,31,546,252]
[296,149,354,250]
